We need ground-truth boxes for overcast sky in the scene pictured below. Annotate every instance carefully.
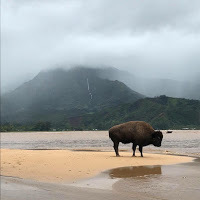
[1,0,200,91]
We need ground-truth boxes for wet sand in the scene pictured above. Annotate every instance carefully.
[1,159,200,200]
[0,149,193,182]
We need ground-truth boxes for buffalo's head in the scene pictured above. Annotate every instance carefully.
[152,130,163,147]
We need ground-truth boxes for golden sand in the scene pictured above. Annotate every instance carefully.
[0,149,193,182]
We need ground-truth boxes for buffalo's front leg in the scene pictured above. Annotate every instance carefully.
[132,143,137,156]
[139,145,143,157]
[113,141,120,156]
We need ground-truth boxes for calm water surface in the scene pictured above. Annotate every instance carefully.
[1,130,200,157]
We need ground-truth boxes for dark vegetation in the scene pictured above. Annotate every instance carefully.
[79,96,200,130]
[1,96,199,131]
[1,121,51,132]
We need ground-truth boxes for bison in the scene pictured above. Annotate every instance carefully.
[109,121,163,157]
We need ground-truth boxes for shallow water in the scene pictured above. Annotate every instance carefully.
[69,160,200,200]
[1,130,200,157]
[108,160,200,200]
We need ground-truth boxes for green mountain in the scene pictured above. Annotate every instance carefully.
[1,67,199,131]
[1,67,143,124]
[77,95,200,130]
[3,95,198,131]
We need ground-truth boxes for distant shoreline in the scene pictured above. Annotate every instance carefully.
[1,129,200,133]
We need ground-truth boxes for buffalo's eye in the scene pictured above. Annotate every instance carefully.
[157,136,162,140]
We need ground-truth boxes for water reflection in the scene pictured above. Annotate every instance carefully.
[109,166,162,179]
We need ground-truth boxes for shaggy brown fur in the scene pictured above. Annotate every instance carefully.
[109,121,163,157]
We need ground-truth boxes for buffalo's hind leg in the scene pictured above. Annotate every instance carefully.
[113,141,120,157]
[132,143,137,157]
[139,145,143,157]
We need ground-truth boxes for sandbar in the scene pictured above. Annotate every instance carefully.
[1,149,193,182]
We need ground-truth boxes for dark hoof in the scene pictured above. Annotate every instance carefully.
[132,155,136,157]
[116,154,120,157]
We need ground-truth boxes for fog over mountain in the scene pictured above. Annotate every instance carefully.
[98,67,200,100]
[1,0,200,93]
[2,67,199,130]
[1,67,144,124]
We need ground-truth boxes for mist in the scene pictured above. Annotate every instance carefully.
[1,0,200,93]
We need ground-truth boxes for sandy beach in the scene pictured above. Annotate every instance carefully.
[1,149,193,182]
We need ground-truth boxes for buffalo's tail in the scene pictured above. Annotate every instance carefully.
[109,128,114,141]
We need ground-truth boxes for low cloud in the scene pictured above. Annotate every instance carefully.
[1,0,200,91]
